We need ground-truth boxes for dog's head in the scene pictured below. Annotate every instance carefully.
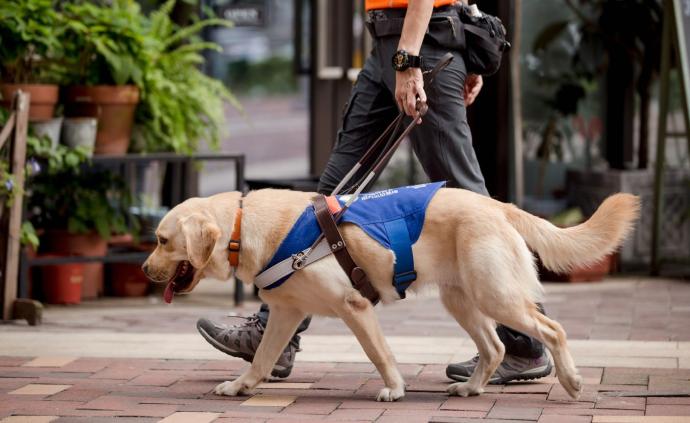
[142,195,238,303]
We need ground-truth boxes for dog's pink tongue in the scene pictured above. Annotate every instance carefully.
[163,281,175,304]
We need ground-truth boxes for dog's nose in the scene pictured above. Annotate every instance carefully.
[141,263,149,275]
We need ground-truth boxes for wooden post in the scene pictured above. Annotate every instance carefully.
[651,0,690,275]
[2,91,29,320]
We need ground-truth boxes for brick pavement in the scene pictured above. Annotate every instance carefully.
[1,357,689,422]
[1,277,690,422]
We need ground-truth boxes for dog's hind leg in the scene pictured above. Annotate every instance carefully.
[336,292,406,402]
[487,305,582,399]
[440,285,505,397]
[214,304,306,397]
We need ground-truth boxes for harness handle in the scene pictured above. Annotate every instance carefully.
[332,53,453,197]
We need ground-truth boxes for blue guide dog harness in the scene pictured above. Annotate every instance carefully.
[253,182,445,300]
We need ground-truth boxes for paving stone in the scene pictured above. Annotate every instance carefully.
[241,395,297,407]
[158,411,219,423]
[213,418,266,423]
[645,405,690,416]
[595,396,645,410]
[112,403,180,418]
[326,408,384,420]
[376,416,429,423]
[257,382,312,390]
[381,409,486,419]
[593,417,690,422]
[647,397,690,405]
[0,357,32,367]
[0,378,39,392]
[0,417,58,423]
[9,384,71,396]
[541,408,644,417]
[22,358,76,368]
[89,367,142,381]
[339,392,442,410]
[503,383,554,394]
[428,418,531,423]
[548,385,597,403]
[311,374,369,391]
[440,396,495,411]
[648,376,690,391]
[150,360,204,371]
[128,372,183,387]
[281,398,340,415]
[487,405,543,420]
[538,415,592,423]
[59,358,110,374]
[602,369,649,386]
[52,418,158,423]
[48,387,109,402]
[77,395,137,410]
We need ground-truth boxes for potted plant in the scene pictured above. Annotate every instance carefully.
[60,0,146,154]
[25,135,136,298]
[131,0,237,154]
[0,0,65,120]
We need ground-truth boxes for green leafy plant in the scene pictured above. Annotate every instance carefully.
[61,0,239,154]
[61,0,147,85]
[25,135,135,240]
[133,0,239,154]
[0,0,65,83]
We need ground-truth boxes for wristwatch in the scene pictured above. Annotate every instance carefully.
[392,50,422,71]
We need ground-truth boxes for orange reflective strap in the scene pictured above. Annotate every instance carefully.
[364,0,456,11]
[325,196,343,215]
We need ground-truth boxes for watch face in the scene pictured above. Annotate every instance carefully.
[392,50,409,71]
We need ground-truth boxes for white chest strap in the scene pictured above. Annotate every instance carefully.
[254,237,333,289]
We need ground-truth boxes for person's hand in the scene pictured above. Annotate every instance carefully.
[395,68,426,123]
[464,74,483,106]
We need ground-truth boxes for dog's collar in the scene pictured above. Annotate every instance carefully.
[228,197,243,267]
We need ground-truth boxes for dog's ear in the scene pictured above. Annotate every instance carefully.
[180,213,221,269]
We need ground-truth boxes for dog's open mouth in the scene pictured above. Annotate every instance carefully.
[163,260,195,304]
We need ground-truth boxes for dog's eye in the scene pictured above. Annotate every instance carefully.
[158,237,168,245]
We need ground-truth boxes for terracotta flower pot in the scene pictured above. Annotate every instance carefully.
[108,262,150,297]
[40,256,83,305]
[63,85,140,155]
[42,230,108,299]
[0,83,59,121]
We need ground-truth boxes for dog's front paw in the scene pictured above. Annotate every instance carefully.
[447,382,483,397]
[214,380,247,396]
[376,386,405,402]
[560,372,583,400]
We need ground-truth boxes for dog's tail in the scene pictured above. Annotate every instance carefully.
[503,194,640,273]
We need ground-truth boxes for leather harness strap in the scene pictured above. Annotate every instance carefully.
[313,195,380,305]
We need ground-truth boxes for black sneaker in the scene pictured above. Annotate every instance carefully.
[446,352,553,384]
[196,315,299,378]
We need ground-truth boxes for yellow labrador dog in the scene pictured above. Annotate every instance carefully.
[143,187,639,402]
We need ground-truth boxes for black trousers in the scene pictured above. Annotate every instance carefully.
[257,8,544,359]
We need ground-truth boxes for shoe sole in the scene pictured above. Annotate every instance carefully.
[446,362,553,385]
[196,323,292,379]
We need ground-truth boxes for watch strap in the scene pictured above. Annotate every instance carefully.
[408,55,422,68]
